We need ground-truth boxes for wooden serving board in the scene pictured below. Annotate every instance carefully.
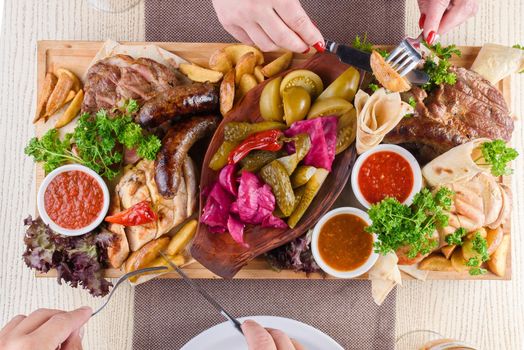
[35,41,511,280]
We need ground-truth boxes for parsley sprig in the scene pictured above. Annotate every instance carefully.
[445,227,467,246]
[25,99,161,179]
[366,187,454,258]
[352,34,388,57]
[476,139,519,176]
[466,232,489,275]
[422,42,461,91]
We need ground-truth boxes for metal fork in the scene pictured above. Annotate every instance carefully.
[91,266,169,317]
[386,34,425,77]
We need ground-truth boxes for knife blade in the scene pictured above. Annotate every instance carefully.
[158,252,243,334]
[324,40,429,85]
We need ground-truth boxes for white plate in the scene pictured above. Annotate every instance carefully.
[181,316,343,350]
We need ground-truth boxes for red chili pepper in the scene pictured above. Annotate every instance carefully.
[105,200,158,226]
[227,129,283,165]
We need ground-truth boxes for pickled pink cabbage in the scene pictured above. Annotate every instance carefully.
[285,116,338,171]
[201,167,287,246]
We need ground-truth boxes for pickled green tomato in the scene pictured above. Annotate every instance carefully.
[280,70,324,98]
[317,66,360,102]
[282,87,311,126]
[260,77,284,122]
[306,97,354,119]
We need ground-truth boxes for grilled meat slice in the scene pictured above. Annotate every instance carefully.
[155,115,220,198]
[136,83,219,128]
[385,67,514,161]
[82,54,179,114]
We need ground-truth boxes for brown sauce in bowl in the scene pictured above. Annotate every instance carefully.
[318,214,373,271]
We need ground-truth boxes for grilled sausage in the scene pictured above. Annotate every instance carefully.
[155,115,219,198]
[137,83,219,128]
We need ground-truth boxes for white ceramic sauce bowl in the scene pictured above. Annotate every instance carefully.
[311,207,378,279]
[37,164,110,236]
[350,144,422,209]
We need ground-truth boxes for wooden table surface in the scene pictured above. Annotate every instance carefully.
[0,1,522,349]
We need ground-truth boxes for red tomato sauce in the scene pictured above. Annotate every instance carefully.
[44,170,104,229]
[358,151,414,204]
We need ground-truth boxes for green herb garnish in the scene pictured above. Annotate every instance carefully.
[466,232,489,276]
[368,83,380,92]
[25,99,161,179]
[421,42,461,91]
[352,34,388,57]
[408,96,417,108]
[366,187,454,258]
[512,44,523,50]
[477,139,519,176]
[445,227,467,246]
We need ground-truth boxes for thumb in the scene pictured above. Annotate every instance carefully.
[61,327,84,350]
[422,0,450,43]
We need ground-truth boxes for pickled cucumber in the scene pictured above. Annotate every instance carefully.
[260,161,295,217]
[290,166,317,188]
[224,121,286,142]
[209,141,238,171]
[239,150,279,172]
[276,134,311,175]
[287,168,329,228]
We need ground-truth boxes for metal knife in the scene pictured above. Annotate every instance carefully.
[159,252,243,334]
[324,40,429,85]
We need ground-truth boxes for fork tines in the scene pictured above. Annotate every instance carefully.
[386,40,422,77]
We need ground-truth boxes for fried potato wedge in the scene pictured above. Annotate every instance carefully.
[224,44,264,65]
[209,48,233,74]
[254,65,265,83]
[235,52,257,84]
[419,254,454,271]
[486,227,504,255]
[220,69,235,116]
[370,50,411,92]
[238,73,258,100]
[34,72,58,123]
[179,63,223,83]
[140,254,186,276]
[125,236,170,274]
[450,248,470,273]
[487,234,510,277]
[441,244,456,259]
[166,219,198,256]
[56,68,81,92]
[45,71,76,118]
[261,51,293,78]
[55,89,84,129]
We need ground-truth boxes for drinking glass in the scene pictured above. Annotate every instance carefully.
[87,0,142,13]
[396,330,478,350]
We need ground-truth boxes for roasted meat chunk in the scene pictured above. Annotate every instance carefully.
[82,54,179,114]
[385,67,514,161]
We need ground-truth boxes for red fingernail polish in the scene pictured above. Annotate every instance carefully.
[427,31,436,45]
[313,41,325,53]
[302,47,310,54]
[418,14,426,29]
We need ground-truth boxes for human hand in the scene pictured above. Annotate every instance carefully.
[241,320,304,350]
[212,0,323,53]
[417,0,479,44]
[0,307,92,350]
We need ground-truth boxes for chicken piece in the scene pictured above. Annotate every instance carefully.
[116,167,157,251]
[106,192,130,268]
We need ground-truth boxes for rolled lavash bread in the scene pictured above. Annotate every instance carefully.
[355,88,413,154]
[422,138,491,187]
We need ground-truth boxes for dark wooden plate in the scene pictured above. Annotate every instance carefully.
[190,53,359,278]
